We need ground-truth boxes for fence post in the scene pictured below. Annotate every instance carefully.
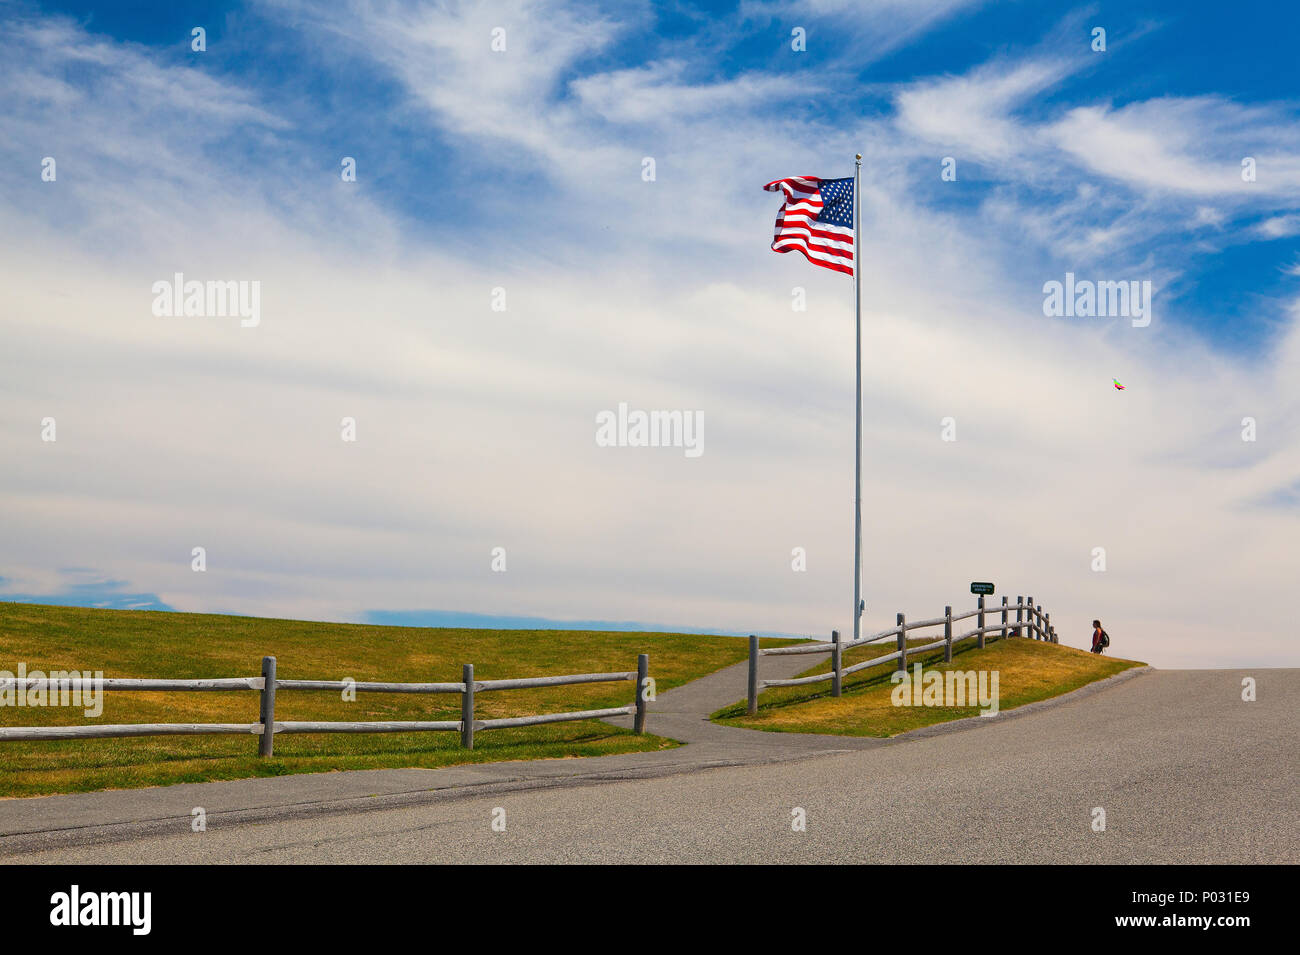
[896,613,907,673]
[1016,595,1024,638]
[258,655,277,757]
[831,630,842,697]
[634,653,648,733]
[747,635,759,716]
[944,606,953,663]
[1045,614,1053,644]
[1036,604,1043,640]
[1027,596,1035,638]
[461,663,475,750]
[977,596,986,650]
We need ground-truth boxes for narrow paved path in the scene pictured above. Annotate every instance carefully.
[2,660,1294,863]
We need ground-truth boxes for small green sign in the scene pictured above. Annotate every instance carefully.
[970,581,995,595]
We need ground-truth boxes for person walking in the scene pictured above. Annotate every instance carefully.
[1091,619,1109,654]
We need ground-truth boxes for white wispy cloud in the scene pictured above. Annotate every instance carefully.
[1258,214,1300,238]
[740,0,989,60]
[1048,96,1300,198]
[895,58,1072,163]
[571,59,823,125]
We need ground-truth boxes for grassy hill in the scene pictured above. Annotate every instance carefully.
[0,602,782,798]
[713,635,1145,736]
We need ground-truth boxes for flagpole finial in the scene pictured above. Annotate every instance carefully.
[855,153,862,160]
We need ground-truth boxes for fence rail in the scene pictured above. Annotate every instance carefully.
[747,595,1057,714]
[0,654,651,756]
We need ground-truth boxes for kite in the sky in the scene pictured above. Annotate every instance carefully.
[1113,379,1126,390]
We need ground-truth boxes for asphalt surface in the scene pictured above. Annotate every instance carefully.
[2,659,1294,863]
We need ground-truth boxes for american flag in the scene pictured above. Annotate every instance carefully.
[763,175,854,276]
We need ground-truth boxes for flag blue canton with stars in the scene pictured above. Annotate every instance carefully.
[815,177,854,229]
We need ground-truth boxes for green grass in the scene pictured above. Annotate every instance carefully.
[0,602,790,798]
[712,635,1145,736]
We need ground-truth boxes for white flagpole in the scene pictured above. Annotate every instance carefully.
[852,154,863,641]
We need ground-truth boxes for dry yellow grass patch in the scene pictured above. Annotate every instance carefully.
[713,637,1143,736]
[0,602,790,797]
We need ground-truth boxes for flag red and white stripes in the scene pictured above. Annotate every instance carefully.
[763,175,855,276]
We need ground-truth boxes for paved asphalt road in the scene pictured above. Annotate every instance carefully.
[2,663,1295,863]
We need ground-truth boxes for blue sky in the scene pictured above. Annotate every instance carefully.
[2,0,1298,666]
[23,0,1300,352]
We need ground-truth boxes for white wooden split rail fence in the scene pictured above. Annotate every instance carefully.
[747,595,1057,715]
[0,654,650,756]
